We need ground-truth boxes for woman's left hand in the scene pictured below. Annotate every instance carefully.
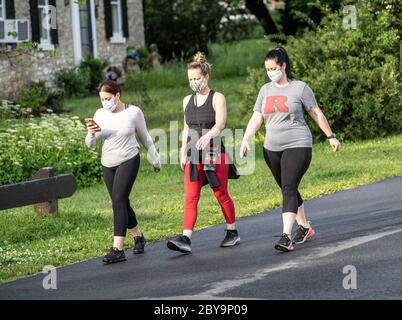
[153,163,161,172]
[196,134,212,150]
[329,138,341,152]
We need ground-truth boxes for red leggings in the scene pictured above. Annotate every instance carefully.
[183,152,236,230]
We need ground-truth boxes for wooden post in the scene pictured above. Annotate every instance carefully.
[32,167,58,216]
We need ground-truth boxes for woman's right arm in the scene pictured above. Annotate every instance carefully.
[240,112,264,158]
[244,112,264,142]
[240,86,265,158]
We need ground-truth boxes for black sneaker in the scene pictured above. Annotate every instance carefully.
[103,247,126,264]
[274,233,294,252]
[133,235,146,254]
[292,223,315,244]
[166,235,191,253]
[220,229,240,247]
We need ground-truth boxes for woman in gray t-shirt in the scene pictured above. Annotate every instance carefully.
[240,47,341,252]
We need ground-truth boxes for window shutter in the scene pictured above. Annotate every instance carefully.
[5,0,15,19]
[49,0,58,45]
[121,0,129,38]
[104,0,112,39]
[29,0,40,43]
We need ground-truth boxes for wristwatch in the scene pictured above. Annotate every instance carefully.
[326,133,336,139]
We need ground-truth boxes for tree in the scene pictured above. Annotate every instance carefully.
[143,0,225,61]
[245,0,278,34]
[279,0,342,35]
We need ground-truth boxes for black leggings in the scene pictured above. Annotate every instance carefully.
[263,147,312,214]
[102,154,141,237]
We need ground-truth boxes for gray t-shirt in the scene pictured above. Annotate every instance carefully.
[85,105,160,168]
[253,80,317,151]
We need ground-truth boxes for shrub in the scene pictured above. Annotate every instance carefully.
[17,81,64,115]
[55,56,109,98]
[136,47,150,69]
[79,55,109,92]
[0,100,41,120]
[279,0,342,35]
[0,115,102,187]
[55,68,91,98]
[17,81,49,113]
[242,1,402,142]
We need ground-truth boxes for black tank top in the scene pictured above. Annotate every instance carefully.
[184,90,224,159]
[185,90,216,137]
[184,90,240,184]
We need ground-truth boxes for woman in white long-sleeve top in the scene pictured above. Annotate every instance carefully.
[85,80,161,264]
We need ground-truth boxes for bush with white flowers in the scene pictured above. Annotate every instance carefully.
[0,113,101,187]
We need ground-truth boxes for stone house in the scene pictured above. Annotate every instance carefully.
[0,0,145,100]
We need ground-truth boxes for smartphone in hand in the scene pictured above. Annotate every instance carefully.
[85,118,101,132]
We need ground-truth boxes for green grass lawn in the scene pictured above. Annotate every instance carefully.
[1,38,402,284]
[1,134,402,284]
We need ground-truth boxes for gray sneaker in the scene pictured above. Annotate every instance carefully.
[220,229,240,247]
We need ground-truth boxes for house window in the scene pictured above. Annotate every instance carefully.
[37,0,53,50]
[110,0,125,43]
[0,0,5,19]
[0,0,4,40]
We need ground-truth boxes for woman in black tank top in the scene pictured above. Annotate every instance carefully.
[166,52,240,254]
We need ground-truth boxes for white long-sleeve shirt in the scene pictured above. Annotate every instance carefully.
[85,105,160,168]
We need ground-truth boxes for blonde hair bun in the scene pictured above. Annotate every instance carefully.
[188,51,211,75]
[193,51,207,64]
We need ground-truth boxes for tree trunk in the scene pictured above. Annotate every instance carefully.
[245,0,278,34]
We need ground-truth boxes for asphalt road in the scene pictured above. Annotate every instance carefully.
[1,176,401,300]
